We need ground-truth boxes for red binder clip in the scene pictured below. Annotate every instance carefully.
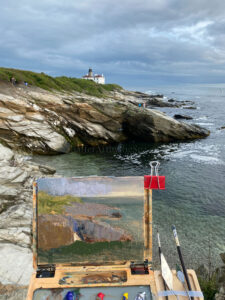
[144,161,165,190]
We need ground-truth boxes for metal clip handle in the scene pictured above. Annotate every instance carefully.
[149,161,160,189]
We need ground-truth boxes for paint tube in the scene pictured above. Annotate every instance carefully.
[122,292,128,299]
[135,292,146,300]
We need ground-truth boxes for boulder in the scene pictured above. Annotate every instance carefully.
[183,106,197,109]
[146,97,180,107]
[122,107,209,142]
[174,114,193,120]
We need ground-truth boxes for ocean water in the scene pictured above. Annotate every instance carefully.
[32,84,225,270]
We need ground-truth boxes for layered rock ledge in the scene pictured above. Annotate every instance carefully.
[0,143,55,289]
[0,83,210,154]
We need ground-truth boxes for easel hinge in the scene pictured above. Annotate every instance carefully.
[130,259,149,275]
[36,264,55,278]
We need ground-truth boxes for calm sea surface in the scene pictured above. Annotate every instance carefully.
[32,84,225,269]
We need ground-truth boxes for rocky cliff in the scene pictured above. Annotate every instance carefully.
[0,83,209,155]
[0,143,55,297]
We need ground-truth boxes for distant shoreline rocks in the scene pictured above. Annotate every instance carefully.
[183,106,197,110]
[174,114,193,120]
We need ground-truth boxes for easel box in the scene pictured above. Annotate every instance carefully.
[27,176,202,300]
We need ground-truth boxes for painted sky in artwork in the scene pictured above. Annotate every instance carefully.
[37,177,144,197]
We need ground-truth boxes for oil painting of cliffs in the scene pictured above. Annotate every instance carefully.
[36,177,145,265]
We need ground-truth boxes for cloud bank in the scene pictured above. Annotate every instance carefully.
[1,0,225,87]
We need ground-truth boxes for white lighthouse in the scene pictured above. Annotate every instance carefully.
[82,68,105,84]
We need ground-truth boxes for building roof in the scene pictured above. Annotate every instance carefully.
[82,75,93,78]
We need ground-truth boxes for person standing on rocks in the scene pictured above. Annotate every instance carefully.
[10,77,16,86]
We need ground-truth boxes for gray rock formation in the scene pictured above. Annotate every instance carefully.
[183,106,197,109]
[146,97,181,107]
[122,108,209,142]
[0,143,55,292]
[174,114,193,120]
[0,85,209,154]
[0,282,27,300]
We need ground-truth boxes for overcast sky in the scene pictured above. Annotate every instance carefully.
[1,0,225,88]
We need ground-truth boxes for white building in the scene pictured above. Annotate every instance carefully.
[82,68,105,84]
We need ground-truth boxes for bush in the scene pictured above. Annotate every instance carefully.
[198,274,219,300]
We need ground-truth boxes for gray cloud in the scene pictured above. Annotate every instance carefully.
[1,0,225,87]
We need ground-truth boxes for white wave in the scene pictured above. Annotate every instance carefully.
[196,116,207,120]
[145,90,153,94]
[190,154,225,165]
[195,122,214,126]
[23,156,32,161]
[168,150,196,159]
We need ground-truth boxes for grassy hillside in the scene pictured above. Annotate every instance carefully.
[0,67,122,97]
[38,191,82,214]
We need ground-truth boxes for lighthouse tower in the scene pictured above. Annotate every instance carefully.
[88,68,93,77]
[82,68,105,84]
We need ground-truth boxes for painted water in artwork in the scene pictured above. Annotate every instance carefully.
[37,177,145,265]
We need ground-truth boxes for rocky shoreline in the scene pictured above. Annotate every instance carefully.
[0,83,209,155]
[0,83,211,299]
[0,143,56,288]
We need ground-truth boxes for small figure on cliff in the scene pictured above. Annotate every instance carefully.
[10,77,16,86]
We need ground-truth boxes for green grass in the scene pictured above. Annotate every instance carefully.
[198,275,218,300]
[38,240,144,264]
[38,191,82,214]
[0,67,122,97]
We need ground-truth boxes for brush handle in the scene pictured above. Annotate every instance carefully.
[172,225,194,300]
[157,230,168,300]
